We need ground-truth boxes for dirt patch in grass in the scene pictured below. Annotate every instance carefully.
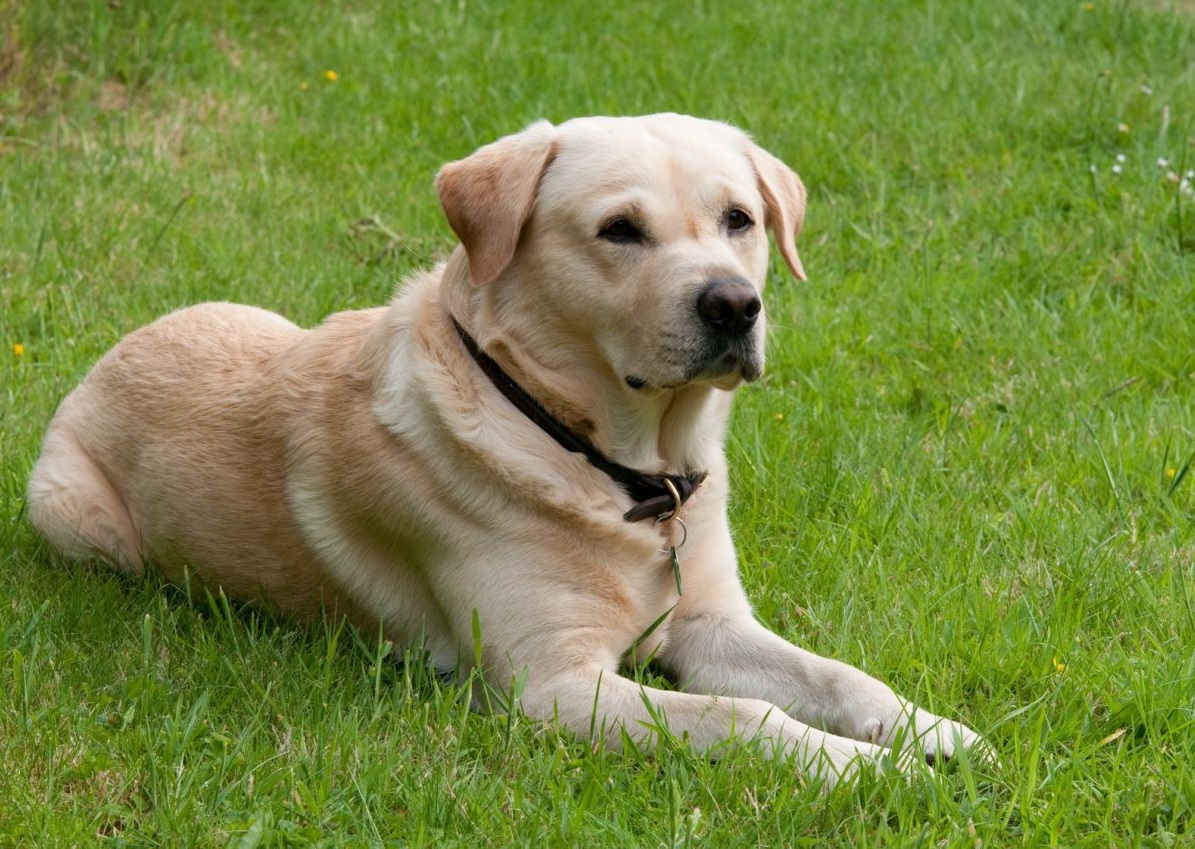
[1140,0,1195,12]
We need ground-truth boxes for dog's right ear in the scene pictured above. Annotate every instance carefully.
[436,121,556,286]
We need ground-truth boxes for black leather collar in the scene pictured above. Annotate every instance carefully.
[453,317,706,523]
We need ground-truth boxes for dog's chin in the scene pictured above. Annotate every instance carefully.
[704,354,764,390]
[625,350,764,394]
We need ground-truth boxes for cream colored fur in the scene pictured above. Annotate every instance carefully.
[28,114,985,785]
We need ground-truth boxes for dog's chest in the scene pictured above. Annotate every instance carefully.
[613,528,690,664]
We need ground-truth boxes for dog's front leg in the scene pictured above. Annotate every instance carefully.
[659,569,986,766]
[520,663,888,788]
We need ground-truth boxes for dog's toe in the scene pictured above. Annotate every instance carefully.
[919,719,997,770]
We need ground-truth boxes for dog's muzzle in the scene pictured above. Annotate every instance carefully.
[691,277,764,383]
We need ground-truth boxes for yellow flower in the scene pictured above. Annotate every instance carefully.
[12,343,23,356]
[1053,656,1066,674]
[324,69,339,82]
[1166,468,1177,479]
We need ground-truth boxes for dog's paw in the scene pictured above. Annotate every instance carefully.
[890,709,995,769]
[802,733,900,790]
[844,693,994,770]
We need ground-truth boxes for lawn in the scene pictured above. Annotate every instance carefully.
[2,0,1194,845]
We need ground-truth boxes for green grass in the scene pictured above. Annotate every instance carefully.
[3,0,1195,844]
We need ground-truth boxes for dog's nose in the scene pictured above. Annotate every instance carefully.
[696,278,762,335]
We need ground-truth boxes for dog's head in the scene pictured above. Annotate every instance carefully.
[437,114,806,396]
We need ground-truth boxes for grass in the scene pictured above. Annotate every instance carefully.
[2,0,1194,844]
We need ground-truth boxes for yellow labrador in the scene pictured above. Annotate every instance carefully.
[28,114,984,784]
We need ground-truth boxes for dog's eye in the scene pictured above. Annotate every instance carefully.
[599,218,645,244]
[726,208,754,233]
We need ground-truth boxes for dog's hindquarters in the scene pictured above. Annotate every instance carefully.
[28,415,143,571]
[26,303,308,588]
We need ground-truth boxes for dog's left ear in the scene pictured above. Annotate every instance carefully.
[745,144,808,281]
[436,121,557,286]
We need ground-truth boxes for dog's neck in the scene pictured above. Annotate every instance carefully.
[441,251,732,476]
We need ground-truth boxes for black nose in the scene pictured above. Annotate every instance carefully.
[696,278,762,335]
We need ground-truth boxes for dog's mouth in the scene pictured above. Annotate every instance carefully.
[625,340,763,392]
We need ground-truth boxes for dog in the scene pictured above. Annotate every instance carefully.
[28,113,985,785]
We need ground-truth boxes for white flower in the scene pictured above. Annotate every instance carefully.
[1157,158,1169,168]
[1140,84,1154,95]
[1112,164,1123,174]
[1116,153,1126,163]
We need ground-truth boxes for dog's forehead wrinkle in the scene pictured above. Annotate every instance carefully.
[592,195,649,225]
